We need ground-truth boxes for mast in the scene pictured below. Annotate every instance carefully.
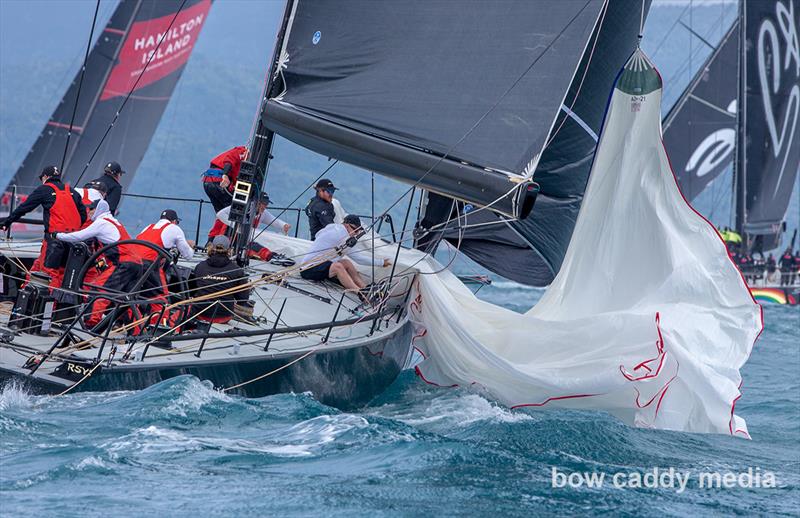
[733,0,745,240]
[230,0,296,264]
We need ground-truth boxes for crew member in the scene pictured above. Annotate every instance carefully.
[56,199,142,327]
[201,146,248,212]
[91,161,125,214]
[136,209,195,317]
[0,166,86,292]
[779,247,794,286]
[189,235,250,324]
[305,179,337,240]
[300,215,390,294]
[208,192,291,260]
[77,180,108,208]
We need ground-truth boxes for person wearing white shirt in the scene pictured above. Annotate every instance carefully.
[56,199,143,327]
[135,209,195,316]
[300,214,390,292]
[75,180,107,208]
[215,203,291,235]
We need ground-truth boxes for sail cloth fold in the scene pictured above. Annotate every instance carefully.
[410,49,763,436]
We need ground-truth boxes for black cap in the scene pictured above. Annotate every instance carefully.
[160,209,180,223]
[259,192,271,204]
[38,165,61,180]
[315,178,336,191]
[104,161,125,175]
[342,214,362,229]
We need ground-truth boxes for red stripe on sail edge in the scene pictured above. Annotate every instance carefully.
[511,393,601,409]
[104,27,125,35]
[659,136,764,437]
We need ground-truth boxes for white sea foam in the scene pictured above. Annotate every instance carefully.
[0,381,33,411]
[389,393,532,428]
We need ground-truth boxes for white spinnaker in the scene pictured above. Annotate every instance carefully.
[409,50,763,437]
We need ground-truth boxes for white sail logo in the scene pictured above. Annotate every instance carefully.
[757,0,800,196]
[686,128,737,178]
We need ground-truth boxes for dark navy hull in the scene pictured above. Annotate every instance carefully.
[0,321,413,409]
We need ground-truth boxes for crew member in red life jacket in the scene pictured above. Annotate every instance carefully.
[136,209,195,317]
[0,166,86,293]
[207,192,290,260]
[55,199,143,327]
[201,146,249,212]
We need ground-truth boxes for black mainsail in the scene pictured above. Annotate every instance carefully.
[737,0,800,250]
[663,20,740,202]
[259,0,608,219]
[5,0,211,198]
[421,1,651,286]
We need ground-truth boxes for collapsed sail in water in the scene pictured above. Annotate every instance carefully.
[410,49,762,436]
[737,0,800,250]
[663,20,739,202]
[5,0,211,198]
[260,0,609,219]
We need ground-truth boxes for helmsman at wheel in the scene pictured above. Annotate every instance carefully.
[55,199,142,327]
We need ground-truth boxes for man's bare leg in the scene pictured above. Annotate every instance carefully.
[341,259,366,289]
[329,262,360,291]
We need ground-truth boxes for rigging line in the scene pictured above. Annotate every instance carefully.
[74,0,189,186]
[252,159,339,242]
[363,0,597,229]
[61,0,101,173]
[651,2,692,59]
[545,0,608,149]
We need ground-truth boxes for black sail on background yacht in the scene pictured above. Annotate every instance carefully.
[3,0,211,199]
[662,20,739,202]
[664,0,800,253]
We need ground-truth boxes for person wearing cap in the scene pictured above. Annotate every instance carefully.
[210,191,291,240]
[189,235,250,324]
[300,214,390,293]
[77,180,107,206]
[91,161,125,214]
[0,165,87,293]
[201,146,249,212]
[136,209,195,316]
[305,178,337,240]
[56,199,142,327]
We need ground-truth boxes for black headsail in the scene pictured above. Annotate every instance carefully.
[259,0,608,219]
[737,0,800,251]
[4,0,211,198]
[663,20,740,202]
[423,0,651,286]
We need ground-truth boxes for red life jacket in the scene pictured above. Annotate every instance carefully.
[209,146,247,187]
[46,182,82,233]
[81,189,91,206]
[207,211,261,239]
[136,222,173,262]
[102,216,142,264]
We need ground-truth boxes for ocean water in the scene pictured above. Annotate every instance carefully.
[1,282,798,517]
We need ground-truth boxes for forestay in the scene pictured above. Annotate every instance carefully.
[408,49,763,436]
